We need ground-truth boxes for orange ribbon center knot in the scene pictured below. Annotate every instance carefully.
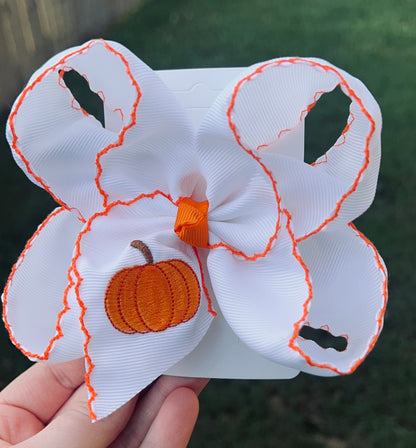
[174,198,209,248]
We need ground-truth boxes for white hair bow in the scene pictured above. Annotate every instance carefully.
[2,40,387,421]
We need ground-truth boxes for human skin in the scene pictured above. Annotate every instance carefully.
[0,359,209,448]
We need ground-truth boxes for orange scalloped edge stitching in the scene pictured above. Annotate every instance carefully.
[287,220,388,375]
[193,247,217,316]
[219,79,281,262]
[8,40,141,216]
[70,189,216,420]
[205,85,282,260]
[8,41,97,210]
[93,40,142,209]
[2,207,74,360]
[226,58,376,245]
[346,223,388,368]
[311,111,356,167]
[277,89,328,140]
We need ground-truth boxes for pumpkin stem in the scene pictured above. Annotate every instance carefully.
[130,240,154,264]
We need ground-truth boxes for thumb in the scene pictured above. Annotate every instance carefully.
[140,387,200,448]
[18,385,137,448]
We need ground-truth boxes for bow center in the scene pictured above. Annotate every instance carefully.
[174,197,209,248]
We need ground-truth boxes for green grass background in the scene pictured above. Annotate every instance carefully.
[1,0,415,446]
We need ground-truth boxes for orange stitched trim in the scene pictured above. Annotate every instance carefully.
[204,145,281,259]
[174,198,209,248]
[71,189,187,419]
[59,68,106,121]
[114,107,125,121]
[270,90,327,141]
[96,90,105,102]
[193,247,217,316]
[94,40,142,209]
[59,67,90,117]
[8,40,101,210]
[311,111,356,167]
[71,96,89,117]
[9,39,140,217]
[310,152,328,167]
[224,72,281,261]
[346,222,388,369]
[283,208,315,364]
[72,264,97,421]
[227,58,376,245]
[317,324,350,342]
[78,73,106,104]
[69,206,87,224]
[297,66,374,241]
[300,90,328,121]
[298,320,311,341]
[278,128,291,139]
[334,111,356,148]
[2,207,73,360]
[72,226,98,419]
[57,66,73,89]
[288,219,388,374]
[105,240,200,333]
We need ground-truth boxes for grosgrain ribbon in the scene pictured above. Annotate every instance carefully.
[174,198,210,248]
[2,39,387,421]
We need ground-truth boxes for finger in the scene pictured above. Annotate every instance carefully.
[0,359,85,424]
[141,387,200,448]
[19,384,137,448]
[110,376,209,448]
[0,402,44,446]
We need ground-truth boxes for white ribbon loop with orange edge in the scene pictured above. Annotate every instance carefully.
[2,40,387,421]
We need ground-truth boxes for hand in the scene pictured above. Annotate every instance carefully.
[0,359,209,447]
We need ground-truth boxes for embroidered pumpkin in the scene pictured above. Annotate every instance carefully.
[105,240,201,334]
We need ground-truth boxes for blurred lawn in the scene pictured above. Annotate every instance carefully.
[1,0,415,446]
